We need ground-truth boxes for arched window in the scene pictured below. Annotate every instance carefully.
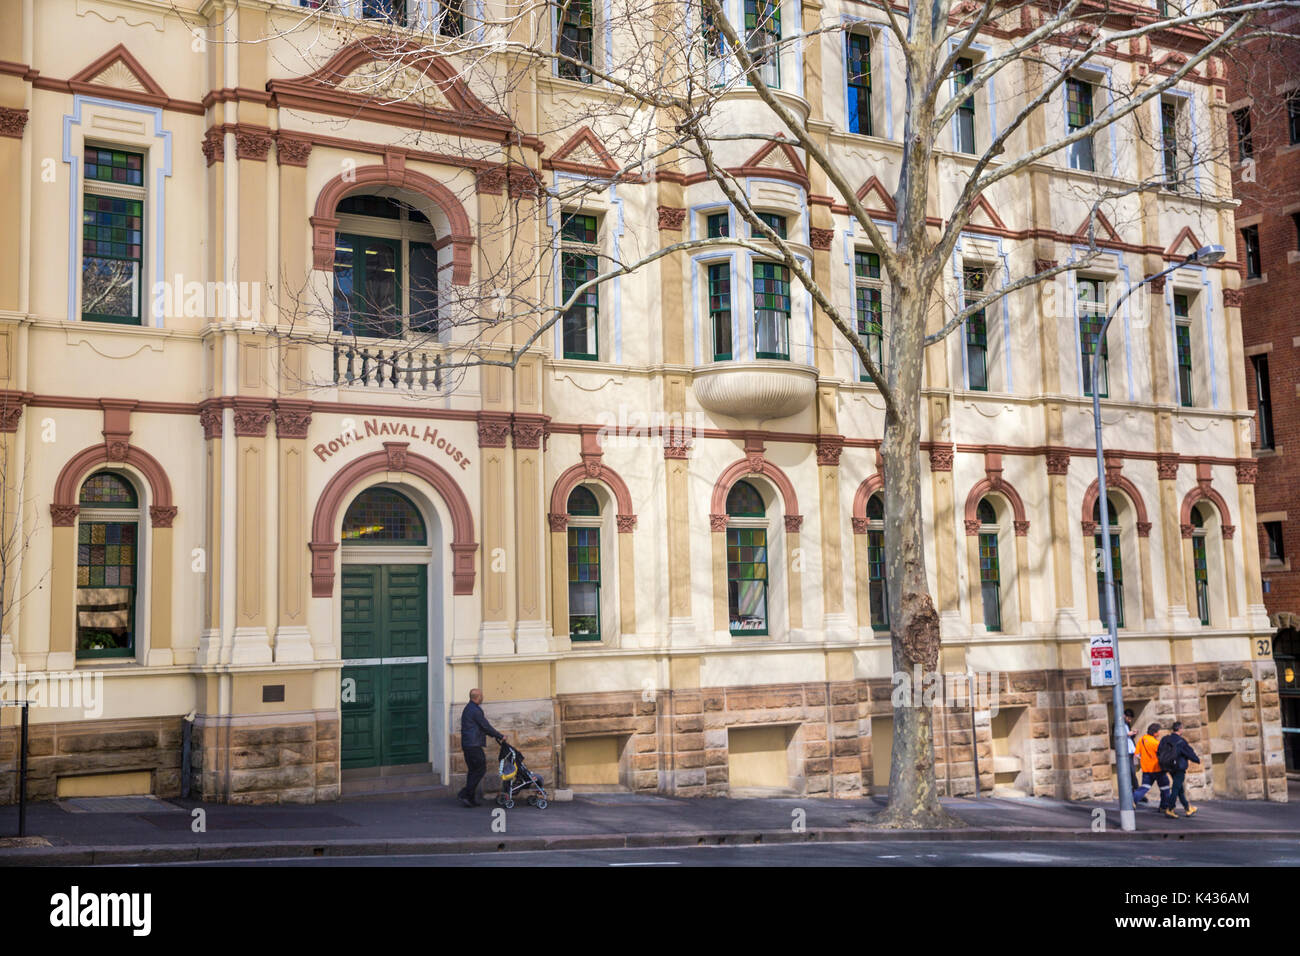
[342,487,427,544]
[1093,496,1124,628]
[76,471,140,659]
[1191,504,1209,625]
[865,492,888,630]
[333,194,439,339]
[567,486,601,641]
[726,480,768,634]
[976,498,1001,631]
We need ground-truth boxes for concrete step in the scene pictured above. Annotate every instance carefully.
[340,766,445,799]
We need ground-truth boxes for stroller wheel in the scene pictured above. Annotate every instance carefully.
[496,793,508,806]
[535,798,548,810]
[504,799,514,809]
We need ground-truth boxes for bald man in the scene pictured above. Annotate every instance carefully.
[457,689,505,807]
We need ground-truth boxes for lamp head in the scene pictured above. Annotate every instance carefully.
[1190,244,1225,264]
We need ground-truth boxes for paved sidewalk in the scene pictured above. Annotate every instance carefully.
[1,787,1296,865]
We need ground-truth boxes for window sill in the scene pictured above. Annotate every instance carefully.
[1243,274,1267,287]
[1255,446,1282,458]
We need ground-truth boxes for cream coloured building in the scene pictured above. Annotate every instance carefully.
[0,0,1286,804]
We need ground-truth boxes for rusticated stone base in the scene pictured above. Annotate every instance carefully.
[0,715,184,804]
[190,710,339,805]
[472,661,1285,803]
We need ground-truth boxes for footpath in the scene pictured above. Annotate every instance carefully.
[1,785,1297,865]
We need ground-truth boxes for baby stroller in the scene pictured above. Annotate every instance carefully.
[496,740,549,809]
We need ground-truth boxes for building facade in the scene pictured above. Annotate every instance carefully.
[1228,16,1300,775]
[0,0,1286,804]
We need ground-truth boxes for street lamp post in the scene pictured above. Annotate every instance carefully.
[1090,243,1224,832]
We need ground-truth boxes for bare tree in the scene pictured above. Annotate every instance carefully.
[206,0,1298,826]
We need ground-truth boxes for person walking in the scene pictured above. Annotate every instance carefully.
[457,688,505,808]
[1164,721,1200,818]
[1123,709,1139,794]
[1132,722,1171,812]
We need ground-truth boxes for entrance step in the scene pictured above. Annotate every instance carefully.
[340,765,448,799]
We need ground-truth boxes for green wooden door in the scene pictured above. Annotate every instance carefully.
[341,564,429,769]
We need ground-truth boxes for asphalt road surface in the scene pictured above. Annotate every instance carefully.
[129,838,1300,867]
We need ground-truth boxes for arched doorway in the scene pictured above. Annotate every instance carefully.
[339,486,437,771]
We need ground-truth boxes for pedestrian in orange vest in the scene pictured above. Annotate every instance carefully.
[1132,723,1172,811]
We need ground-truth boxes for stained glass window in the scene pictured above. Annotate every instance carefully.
[727,526,768,633]
[1191,506,1209,625]
[342,488,427,543]
[709,263,733,361]
[84,147,143,186]
[755,212,787,239]
[567,485,600,515]
[568,526,600,640]
[727,480,765,517]
[866,493,888,630]
[856,251,884,379]
[80,472,138,507]
[753,261,790,359]
[707,212,730,238]
[76,510,138,658]
[82,188,143,324]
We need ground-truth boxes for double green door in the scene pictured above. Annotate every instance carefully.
[341,564,429,769]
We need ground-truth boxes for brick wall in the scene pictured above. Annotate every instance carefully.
[1229,23,1300,620]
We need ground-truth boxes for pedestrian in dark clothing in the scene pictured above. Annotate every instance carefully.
[1166,721,1200,818]
[1133,723,1171,810]
[458,689,505,807]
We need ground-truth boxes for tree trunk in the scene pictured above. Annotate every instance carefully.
[875,287,961,829]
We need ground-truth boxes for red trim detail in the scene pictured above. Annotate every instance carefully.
[963,476,1028,533]
[310,449,477,597]
[709,459,800,526]
[1164,224,1202,260]
[52,443,175,523]
[850,473,884,532]
[549,462,635,529]
[1081,475,1151,529]
[1179,485,1232,530]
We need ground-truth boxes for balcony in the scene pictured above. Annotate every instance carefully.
[691,361,818,421]
[333,342,444,391]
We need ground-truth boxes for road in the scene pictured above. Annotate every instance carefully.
[125,838,1300,867]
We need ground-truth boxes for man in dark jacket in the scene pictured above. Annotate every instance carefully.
[1166,721,1200,818]
[458,689,505,807]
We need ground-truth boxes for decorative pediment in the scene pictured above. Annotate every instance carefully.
[854,175,897,216]
[1164,225,1202,259]
[545,126,620,176]
[1072,209,1125,245]
[70,44,168,98]
[267,39,512,140]
[335,60,455,112]
[965,194,1007,232]
[738,138,809,186]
